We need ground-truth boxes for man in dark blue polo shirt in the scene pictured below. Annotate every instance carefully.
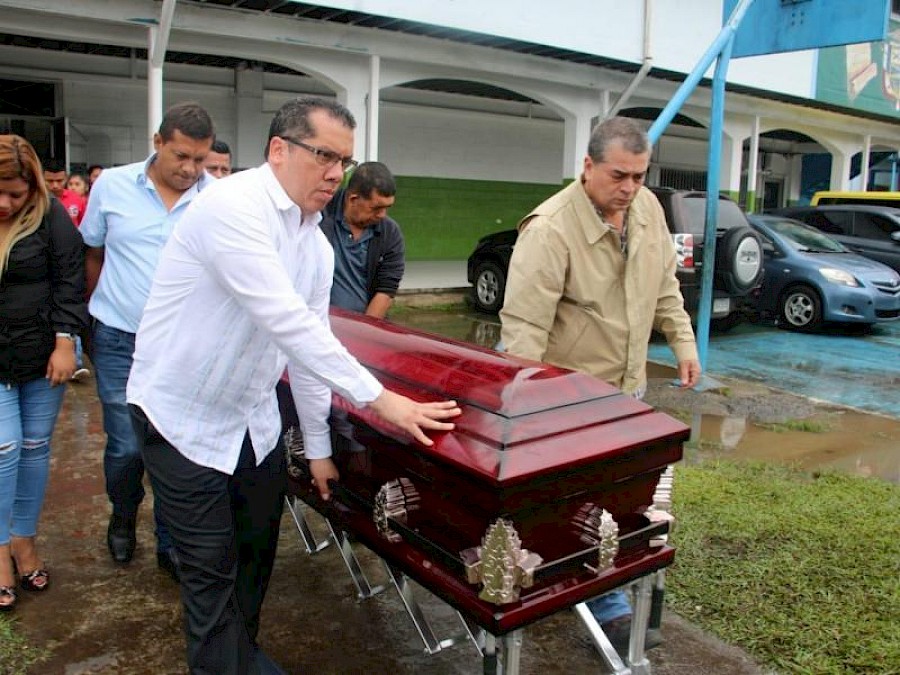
[320,162,405,318]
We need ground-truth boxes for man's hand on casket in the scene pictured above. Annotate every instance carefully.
[309,458,340,501]
[368,390,461,446]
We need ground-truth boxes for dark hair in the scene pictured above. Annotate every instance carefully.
[346,162,396,199]
[211,140,231,156]
[87,164,104,174]
[43,158,67,174]
[265,96,355,159]
[158,101,215,142]
[587,116,650,162]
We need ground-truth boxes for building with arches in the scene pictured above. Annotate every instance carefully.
[2,0,899,258]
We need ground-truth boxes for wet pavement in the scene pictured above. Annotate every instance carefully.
[18,375,770,675]
[16,307,898,674]
[648,319,900,419]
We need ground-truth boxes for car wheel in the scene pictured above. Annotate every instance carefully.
[779,285,823,331]
[715,226,764,295]
[473,261,506,313]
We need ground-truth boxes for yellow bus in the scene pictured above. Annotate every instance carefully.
[811,191,900,207]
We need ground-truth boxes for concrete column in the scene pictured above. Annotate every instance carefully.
[366,55,380,162]
[745,117,760,212]
[147,26,164,153]
[859,135,871,191]
[234,68,267,168]
[147,0,175,153]
[335,83,368,163]
[787,154,802,205]
[829,149,852,191]
[720,132,743,204]
[563,110,593,181]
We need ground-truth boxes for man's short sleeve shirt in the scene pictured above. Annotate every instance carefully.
[79,156,213,333]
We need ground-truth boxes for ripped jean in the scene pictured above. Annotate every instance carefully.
[0,377,66,544]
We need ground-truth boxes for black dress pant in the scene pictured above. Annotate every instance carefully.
[131,406,287,675]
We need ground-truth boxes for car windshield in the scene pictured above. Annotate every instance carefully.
[766,218,846,253]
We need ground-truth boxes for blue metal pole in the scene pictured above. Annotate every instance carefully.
[695,34,736,373]
[648,0,756,145]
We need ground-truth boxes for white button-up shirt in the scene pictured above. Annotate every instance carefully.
[127,163,383,474]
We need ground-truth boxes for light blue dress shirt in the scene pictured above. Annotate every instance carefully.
[79,155,212,333]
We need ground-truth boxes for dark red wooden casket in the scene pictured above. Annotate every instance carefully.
[278,308,689,635]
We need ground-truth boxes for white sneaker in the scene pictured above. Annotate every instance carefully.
[70,368,91,382]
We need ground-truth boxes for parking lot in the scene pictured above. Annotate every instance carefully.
[647,318,900,419]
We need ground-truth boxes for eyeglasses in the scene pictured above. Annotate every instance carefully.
[279,136,358,171]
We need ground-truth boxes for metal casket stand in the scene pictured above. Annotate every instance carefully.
[283,469,666,675]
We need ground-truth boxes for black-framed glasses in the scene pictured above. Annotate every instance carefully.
[279,136,358,171]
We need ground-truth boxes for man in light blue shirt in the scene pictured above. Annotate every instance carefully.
[80,101,215,580]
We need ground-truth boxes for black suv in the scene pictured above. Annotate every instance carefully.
[767,204,900,273]
[467,187,764,324]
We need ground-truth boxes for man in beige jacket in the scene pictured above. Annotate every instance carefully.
[500,115,701,655]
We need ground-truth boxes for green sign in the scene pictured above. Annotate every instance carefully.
[816,19,900,118]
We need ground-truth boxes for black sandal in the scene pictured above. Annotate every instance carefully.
[19,568,49,592]
[0,586,16,611]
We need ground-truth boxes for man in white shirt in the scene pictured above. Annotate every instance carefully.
[127,97,460,675]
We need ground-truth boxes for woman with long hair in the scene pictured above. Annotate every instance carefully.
[0,135,88,611]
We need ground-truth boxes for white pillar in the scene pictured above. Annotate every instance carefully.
[147,0,176,152]
[563,111,593,181]
[147,26,164,152]
[830,149,851,191]
[746,116,760,212]
[787,154,802,205]
[235,67,267,168]
[860,135,871,191]
[720,132,743,203]
[366,55,380,162]
[335,85,368,163]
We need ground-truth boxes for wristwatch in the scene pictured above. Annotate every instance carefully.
[55,332,77,342]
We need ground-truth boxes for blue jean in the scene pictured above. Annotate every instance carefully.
[586,590,632,624]
[0,377,66,545]
[75,335,85,369]
[92,320,171,553]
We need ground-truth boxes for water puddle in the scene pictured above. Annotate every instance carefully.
[391,308,900,484]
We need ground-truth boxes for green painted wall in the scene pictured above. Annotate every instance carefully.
[390,176,562,260]
[744,190,757,213]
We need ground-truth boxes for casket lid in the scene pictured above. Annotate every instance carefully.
[328,308,689,485]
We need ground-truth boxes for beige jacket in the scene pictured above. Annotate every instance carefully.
[499,180,697,395]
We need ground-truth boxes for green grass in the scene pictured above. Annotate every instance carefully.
[683,438,725,452]
[390,301,467,315]
[754,419,832,433]
[669,460,900,674]
[0,615,46,674]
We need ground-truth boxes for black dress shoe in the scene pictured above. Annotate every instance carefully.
[600,616,663,660]
[107,513,136,563]
[156,549,180,583]
[251,644,287,675]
